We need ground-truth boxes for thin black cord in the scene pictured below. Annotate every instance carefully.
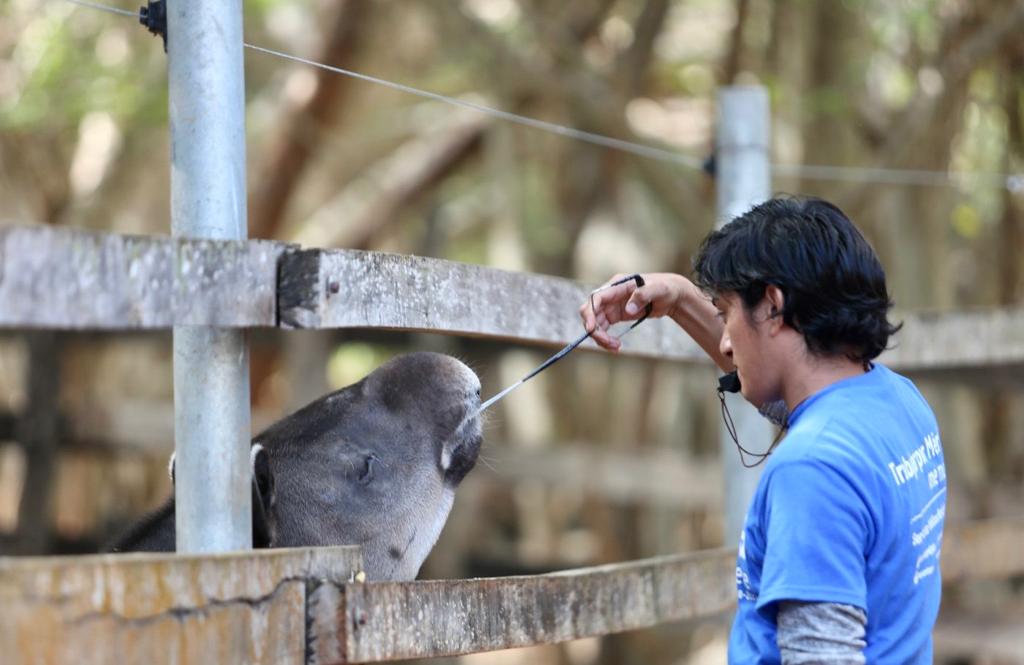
[718,390,784,468]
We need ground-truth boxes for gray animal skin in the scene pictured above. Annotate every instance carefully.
[107,352,483,581]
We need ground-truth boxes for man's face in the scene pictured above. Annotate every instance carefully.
[714,292,780,408]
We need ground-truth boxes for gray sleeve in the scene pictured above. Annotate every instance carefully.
[777,601,867,664]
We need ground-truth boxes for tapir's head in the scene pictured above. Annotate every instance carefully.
[255,351,482,581]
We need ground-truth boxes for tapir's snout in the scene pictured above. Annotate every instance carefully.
[442,391,482,486]
[436,353,482,488]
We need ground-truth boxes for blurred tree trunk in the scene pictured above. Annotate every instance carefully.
[884,3,1023,518]
[722,0,751,84]
[525,0,618,457]
[803,0,865,171]
[997,50,1024,308]
[245,1,372,412]
[980,53,1024,500]
[248,0,372,241]
[13,332,61,555]
[4,134,71,554]
[767,0,812,181]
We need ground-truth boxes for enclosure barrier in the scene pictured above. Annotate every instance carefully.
[1,518,1021,664]
[1,225,1022,376]
[1,223,1023,663]
[0,545,362,665]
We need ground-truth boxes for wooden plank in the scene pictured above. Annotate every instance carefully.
[0,514,1021,665]
[934,613,1024,663]
[902,364,1024,390]
[0,225,1021,373]
[306,548,737,664]
[0,226,282,329]
[0,546,362,665]
[939,515,1024,583]
[480,443,722,509]
[304,517,1024,663]
[880,307,1024,372]
[277,248,708,361]
[277,248,1024,369]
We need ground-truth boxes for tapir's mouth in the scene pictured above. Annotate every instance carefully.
[441,394,483,486]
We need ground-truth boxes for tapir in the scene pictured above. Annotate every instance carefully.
[107,352,483,581]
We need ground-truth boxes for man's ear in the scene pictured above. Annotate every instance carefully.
[167,452,176,485]
[251,444,275,547]
[764,285,786,331]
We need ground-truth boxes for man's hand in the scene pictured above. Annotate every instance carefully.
[580,273,691,352]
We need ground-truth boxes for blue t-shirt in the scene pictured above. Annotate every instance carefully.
[728,364,946,664]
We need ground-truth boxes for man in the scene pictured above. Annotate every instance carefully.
[581,197,946,663]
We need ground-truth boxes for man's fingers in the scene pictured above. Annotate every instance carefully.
[624,285,653,316]
[591,281,634,312]
[581,275,646,349]
[580,300,597,332]
[590,327,621,351]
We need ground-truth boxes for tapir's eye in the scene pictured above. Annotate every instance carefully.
[358,454,378,485]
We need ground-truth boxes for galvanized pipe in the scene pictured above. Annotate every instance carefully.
[715,86,774,547]
[167,0,251,552]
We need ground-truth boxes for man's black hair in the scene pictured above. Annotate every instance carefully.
[693,196,900,363]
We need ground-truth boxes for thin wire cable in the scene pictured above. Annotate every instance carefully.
[774,161,1018,189]
[242,43,706,170]
[60,0,705,170]
[64,0,138,18]
[251,40,1022,190]
[59,0,1024,191]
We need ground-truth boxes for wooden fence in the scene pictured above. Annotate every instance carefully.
[3,226,1022,373]
[3,517,1022,664]
[2,224,1023,663]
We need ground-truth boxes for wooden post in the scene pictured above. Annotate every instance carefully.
[167,0,252,552]
[715,86,774,546]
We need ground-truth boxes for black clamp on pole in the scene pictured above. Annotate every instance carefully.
[702,152,716,178]
[139,0,167,52]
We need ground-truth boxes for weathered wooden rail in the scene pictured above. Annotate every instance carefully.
[0,546,363,665]
[937,515,1024,584]
[2,225,1022,379]
[3,517,1022,664]
[308,548,737,664]
[0,226,282,329]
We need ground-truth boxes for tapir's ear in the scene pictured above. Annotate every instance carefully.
[251,444,273,501]
[251,444,275,547]
[170,447,275,547]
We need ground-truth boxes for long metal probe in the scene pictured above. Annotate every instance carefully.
[477,274,651,413]
[477,329,592,412]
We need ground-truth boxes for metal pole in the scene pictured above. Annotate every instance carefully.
[715,86,773,547]
[167,0,251,552]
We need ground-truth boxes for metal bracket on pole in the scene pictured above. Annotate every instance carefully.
[139,0,167,52]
